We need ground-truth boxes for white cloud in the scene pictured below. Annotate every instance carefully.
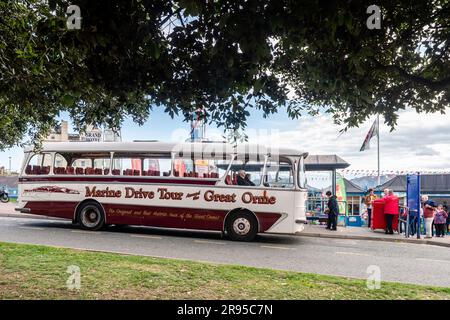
[249,108,450,171]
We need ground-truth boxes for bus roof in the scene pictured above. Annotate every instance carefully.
[25,141,308,158]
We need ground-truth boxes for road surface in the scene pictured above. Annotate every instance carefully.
[1,216,449,287]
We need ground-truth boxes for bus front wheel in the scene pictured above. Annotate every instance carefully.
[225,211,258,242]
[77,201,105,231]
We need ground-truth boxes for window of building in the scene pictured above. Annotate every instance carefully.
[347,196,361,215]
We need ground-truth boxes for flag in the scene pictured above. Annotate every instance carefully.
[359,118,379,151]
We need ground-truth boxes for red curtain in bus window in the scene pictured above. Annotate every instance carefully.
[131,159,142,173]
[174,159,186,177]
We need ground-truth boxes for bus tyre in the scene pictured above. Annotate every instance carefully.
[225,211,258,242]
[77,202,105,231]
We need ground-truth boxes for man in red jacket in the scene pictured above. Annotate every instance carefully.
[383,189,399,234]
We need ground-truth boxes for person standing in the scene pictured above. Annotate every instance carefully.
[422,195,436,238]
[383,189,399,234]
[325,191,339,231]
[447,210,450,235]
[408,207,417,236]
[434,205,448,237]
[364,188,378,228]
[443,202,449,235]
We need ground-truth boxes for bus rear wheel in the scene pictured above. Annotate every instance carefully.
[225,211,258,242]
[77,202,105,231]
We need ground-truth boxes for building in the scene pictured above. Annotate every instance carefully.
[345,178,366,215]
[44,121,120,143]
[378,174,450,205]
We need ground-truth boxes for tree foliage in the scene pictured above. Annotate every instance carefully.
[0,0,449,149]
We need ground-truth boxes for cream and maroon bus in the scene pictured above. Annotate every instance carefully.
[16,141,308,241]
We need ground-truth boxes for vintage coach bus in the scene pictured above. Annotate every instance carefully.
[16,141,308,241]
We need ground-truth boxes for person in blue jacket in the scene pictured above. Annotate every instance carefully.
[325,191,339,231]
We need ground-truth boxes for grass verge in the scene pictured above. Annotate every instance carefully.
[0,241,449,299]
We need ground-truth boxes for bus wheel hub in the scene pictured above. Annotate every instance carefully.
[233,218,250,235]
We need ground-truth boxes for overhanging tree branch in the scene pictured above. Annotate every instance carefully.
[371,58,450,91]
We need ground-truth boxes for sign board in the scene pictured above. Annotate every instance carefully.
[84,131,102,142]
[336,174,347,215]
[406,174,421,239]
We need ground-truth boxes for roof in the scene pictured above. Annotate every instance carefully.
[379,174,450,193]
[323,178,365,194]
[304,154,350,171]
[344,178,365,193]
[24,141,308,158]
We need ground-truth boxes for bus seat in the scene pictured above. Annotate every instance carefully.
[225,175,232,185]
[42,166,50,175]
[25,165,32,174]
[174,171,179,177]
[112,169,120,175]
[163,171,170,176]
[103,168,110,175]
[53,167,66,174]
[203,173,209,178]
[94,168,103,175]
[85,168,95,175]
[133,170,140,176]
[75,167,84,175]
[211,172,219,178]
[232,173,237,185]
[32,165,41,175]
[66,167,75,174]
[123,169,133,176]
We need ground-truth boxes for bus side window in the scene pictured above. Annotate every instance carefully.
[54,153,68,174]
[265,160,294,188]
[26,153,52,175]
[143,158,171,177]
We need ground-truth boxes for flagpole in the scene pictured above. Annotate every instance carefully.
[377,114,380,187]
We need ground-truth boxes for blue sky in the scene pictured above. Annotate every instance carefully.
[1,106,450,174]
[0,106,296,171]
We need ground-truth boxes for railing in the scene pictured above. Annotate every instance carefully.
[306,197,348,226]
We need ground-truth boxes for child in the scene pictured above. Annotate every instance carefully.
[434,205,448,237]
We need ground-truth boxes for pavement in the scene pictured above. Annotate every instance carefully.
[1,202,450,287]
[302,224,450,248]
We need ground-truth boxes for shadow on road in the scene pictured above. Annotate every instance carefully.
[15,219,304,245]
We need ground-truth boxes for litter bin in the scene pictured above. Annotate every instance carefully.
[371,198,399,231]
[372,199,385,230]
